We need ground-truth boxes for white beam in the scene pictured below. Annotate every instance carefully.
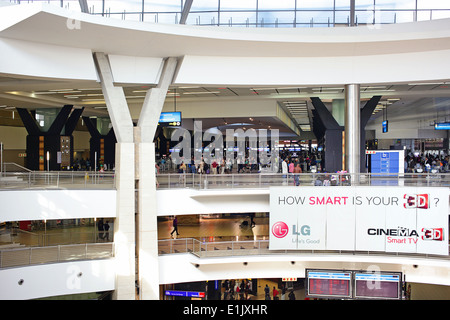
[93,52,134,143]
[138,57,178,142]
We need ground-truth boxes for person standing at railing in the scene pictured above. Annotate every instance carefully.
[178,162,186,184]
[288,160,294,174]
[211,160,218,174]
[282,158,288,177]
[293,163,302,186]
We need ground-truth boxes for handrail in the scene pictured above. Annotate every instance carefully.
[0,171,116,189]
[2,162,32,173]
[156,172,450,189]
[0,242,114,269]
[158,238,450,260]
[1,171,448,190]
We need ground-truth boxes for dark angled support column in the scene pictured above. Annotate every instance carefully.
[360,96,382,171]
[16,108,42,171]
[311,97,344,172]
[82,116,117,170]
[17,105,81,171]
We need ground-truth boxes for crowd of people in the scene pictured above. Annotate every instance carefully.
[155,149,323,175]
[156,149,450,176]
[405,152,450,173]
[220,280,297,300]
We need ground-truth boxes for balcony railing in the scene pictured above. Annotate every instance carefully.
[158,238,450,260]
[156,172,450,189]
[1,171,448,190]
[0,171,116,190]
[0,242,114,269]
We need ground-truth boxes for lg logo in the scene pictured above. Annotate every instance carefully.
[272,221,289,238]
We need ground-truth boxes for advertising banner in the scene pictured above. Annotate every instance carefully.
[269,186,448,255]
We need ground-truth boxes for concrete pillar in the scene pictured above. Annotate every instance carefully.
[135,136,159,300]
[94,52,177,300]
[345,84,361,175]
[136,57,178,300]
[112,142,136,300]
[94,52,136,300]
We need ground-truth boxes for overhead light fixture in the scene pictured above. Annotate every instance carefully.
[364,89,395,93]
[32,91,59,95]
[182,91,220,95]
[408,82,445,86]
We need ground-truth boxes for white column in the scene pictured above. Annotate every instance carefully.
[135,138,159,300]
[345,84,361,175]
[136,57,178,300]
[112,142,136,300]
[94,52,136,300]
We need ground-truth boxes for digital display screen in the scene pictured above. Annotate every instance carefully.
[354,273,401,299]
[306,270,352,298]
[434,122,450,130]
[159,112,181,126]
[382,120,388,133]
[165,290,205,298]
[307,269,403,300]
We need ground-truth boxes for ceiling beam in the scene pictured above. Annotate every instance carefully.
[78,0,89,13]
[179,0,193,25]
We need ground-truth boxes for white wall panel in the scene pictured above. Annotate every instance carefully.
[156,189,269,216]
[175,51,450,86]
[159,253,450,288]
[0,259,115,300]
[0,189,116,222]
[0,37,97,80]
[108,55,163,84]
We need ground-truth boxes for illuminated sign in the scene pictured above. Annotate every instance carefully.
[282,278,297,282]
[306,269,403,300]
[354,272,402,299]
[382,120,388,133]
[159,112,181,127]
[434,123,450,130]
[306,270,352,299]
[269,186,449,255]
[165,290,205,298]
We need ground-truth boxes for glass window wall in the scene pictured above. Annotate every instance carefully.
[2,0,450,27]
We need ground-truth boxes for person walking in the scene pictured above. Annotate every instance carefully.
[103,220,110,241]
[97,218,104,241]
[170,216,180,238]
[273,286,279,300]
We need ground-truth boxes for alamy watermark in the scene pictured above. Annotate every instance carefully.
[170,121,280,172]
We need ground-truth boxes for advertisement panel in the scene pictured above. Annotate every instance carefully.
[325,187,356,251]
[415,187,449,255]
[269,186,448,255]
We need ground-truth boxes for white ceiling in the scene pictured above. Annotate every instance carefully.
[2,77,450,139]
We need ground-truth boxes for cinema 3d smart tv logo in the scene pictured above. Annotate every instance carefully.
[272,221,289,238]
[367,227,444,242]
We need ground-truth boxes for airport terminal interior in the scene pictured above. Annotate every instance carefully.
[1,0,450,301]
